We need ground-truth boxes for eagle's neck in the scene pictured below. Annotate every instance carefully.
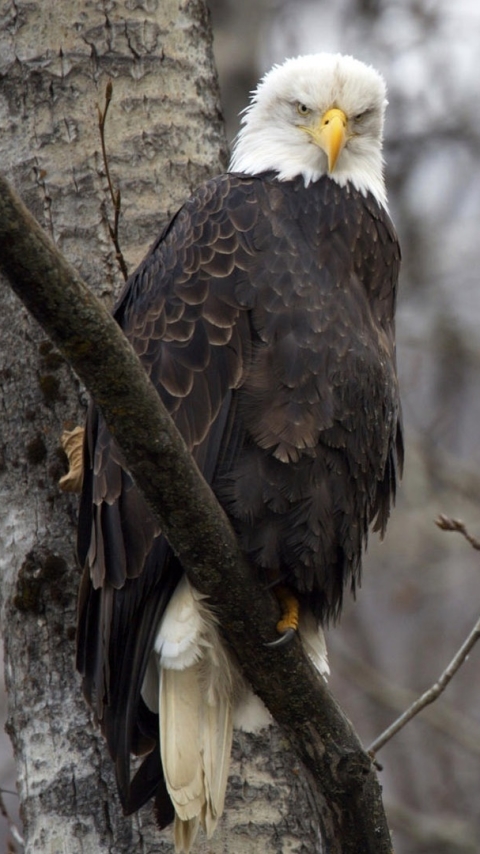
[229,132,388,210]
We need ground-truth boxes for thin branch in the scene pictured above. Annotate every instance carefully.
[367,512,480,756]
[435,514,480,550]
[333,636,480,755]
[0,172,394,854]
[368,615,480,756]
[97,81,129,281]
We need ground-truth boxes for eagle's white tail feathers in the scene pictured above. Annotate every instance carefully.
[159,666,205,815]
[233,688,272,732]
[200,680,233,835]
[148,576,329,852]
[154,575,208,669]
[156,577,235,853]
[173,816,200,854]
[298,611,330,678]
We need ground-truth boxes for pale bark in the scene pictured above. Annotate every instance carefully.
[0,2,323,852]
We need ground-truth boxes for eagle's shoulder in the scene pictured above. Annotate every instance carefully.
[115,173,261,320]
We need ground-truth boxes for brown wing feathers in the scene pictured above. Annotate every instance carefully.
[76,172,402,817]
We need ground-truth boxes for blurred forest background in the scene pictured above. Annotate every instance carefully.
[2,1,480,852]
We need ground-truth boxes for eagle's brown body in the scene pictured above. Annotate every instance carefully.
[77,171,402,830]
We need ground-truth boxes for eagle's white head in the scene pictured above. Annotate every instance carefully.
[229,53,388,207]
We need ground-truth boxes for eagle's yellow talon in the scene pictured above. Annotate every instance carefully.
[275,586,299,635]
[59,426,85,492]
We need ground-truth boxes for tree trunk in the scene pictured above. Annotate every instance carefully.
[0,2,323,851]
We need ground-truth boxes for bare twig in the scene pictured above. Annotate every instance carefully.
[435,514,480,550]
[368,615,480,756]
[97,80,129,281]
[333,636,480,755]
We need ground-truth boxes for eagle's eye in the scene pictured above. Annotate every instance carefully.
[296,103,311,117]
[353,109,373,123]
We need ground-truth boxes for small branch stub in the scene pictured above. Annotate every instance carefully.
[435,514,480,551]
[97,80,129,282]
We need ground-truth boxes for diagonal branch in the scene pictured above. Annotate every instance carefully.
[0,172,393,854]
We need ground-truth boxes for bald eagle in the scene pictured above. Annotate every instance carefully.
[77,53,403,851]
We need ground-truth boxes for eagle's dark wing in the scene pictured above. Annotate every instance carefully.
[77,174,259,817]
[76,173,402,818]
[212,178,402,617]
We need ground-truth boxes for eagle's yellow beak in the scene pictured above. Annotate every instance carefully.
[315,108,348,172]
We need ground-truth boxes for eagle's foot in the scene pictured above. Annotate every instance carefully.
[59,426,85,492]
[276,586,299,634]
[265,627,296,648]
[266,585,299,647]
